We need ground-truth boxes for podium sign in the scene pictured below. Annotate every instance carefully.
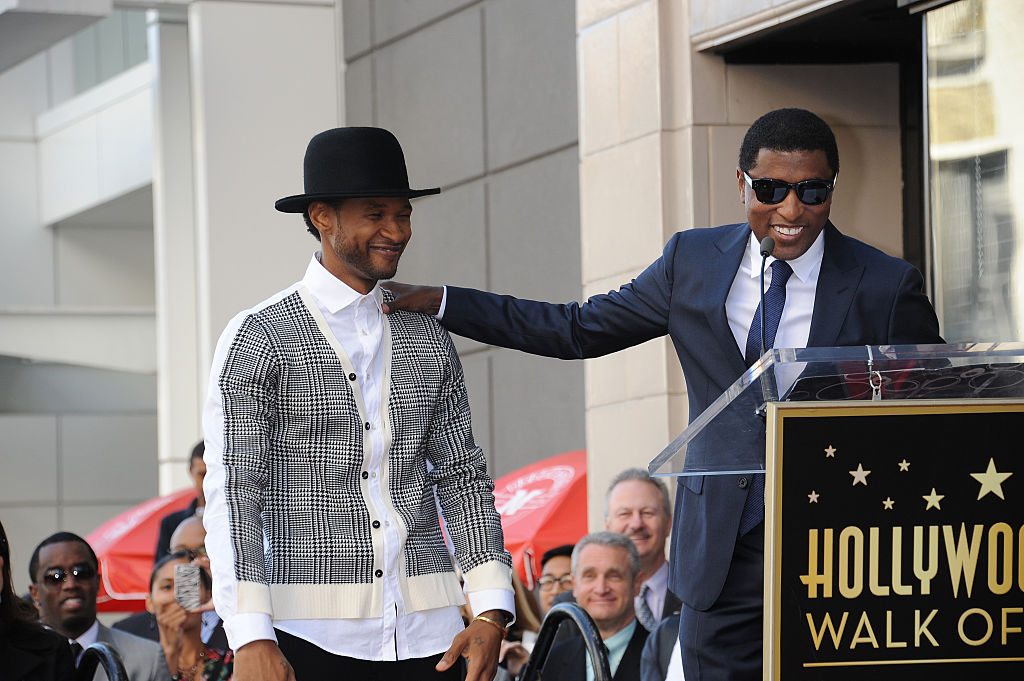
[765,400,1024,679]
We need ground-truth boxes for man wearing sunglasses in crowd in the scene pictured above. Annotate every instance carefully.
[382,108,943,680]
[28,532,171,680]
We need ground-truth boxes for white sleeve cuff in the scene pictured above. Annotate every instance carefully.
[223,612,277,651]
[436,285,448,319]
[466,587,516,624]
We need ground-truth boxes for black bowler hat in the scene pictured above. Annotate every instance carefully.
[275,127,440,213]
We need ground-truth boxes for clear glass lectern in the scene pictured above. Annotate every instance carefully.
[648,342,1024,477]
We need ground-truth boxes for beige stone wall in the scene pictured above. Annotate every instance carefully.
[576,0,902,529]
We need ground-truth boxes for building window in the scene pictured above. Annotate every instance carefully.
[70,9,149,97]
[926,0,1021,342]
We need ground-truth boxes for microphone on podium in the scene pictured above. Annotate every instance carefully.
[758,236,776,359]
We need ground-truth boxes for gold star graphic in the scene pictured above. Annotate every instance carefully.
[923,488,944,510]
[882,497,895,510]
[808,491,820,503]
[824,445,836,458]
[970,458,1013,500]
[849,463,871,486]
[898,459,910,472]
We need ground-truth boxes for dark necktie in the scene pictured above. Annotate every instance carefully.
[69,641,84,667]
[739,260,793,535]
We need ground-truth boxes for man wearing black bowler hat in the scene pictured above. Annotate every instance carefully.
[202,127,515,681]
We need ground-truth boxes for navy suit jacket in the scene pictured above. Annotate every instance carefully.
[442,222,943,609]
[542,620,648,681]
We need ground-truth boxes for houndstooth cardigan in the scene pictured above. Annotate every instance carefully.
[203,282,511,622]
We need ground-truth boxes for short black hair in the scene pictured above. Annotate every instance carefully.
[302,210,321,241]
[738,108,839,178]
[540,544,574,569]
[149,551,212,592]
[189,441,205,469]
[28,532,99,583]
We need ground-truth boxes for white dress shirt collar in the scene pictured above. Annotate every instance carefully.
[302,252,383,314]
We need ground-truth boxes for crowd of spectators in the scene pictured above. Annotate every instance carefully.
[0,456,681,681]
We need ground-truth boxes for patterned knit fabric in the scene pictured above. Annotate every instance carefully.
[216,287,510,616]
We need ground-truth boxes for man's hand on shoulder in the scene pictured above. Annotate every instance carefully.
[436,609,510,681]
[380,282,444,316]
[233,640,295,681]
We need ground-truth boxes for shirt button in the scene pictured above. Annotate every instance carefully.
[372,520,381,529]
[375,569,383,578]
[738,477,749,489]
[361,471,368,480]
[365,422,371,430]
[348,373,356,381]
[371,472,377,478]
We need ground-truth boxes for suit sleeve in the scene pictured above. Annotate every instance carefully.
[442,235,682,359]
[887,265,944,345]
[425,327,514,612]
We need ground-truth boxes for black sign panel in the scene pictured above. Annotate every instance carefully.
[767,401,1024,679]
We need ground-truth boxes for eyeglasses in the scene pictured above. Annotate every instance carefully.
[743,172,835,206]
[172,546,208,561]
[538,574,573,592]
[41,564,97,585]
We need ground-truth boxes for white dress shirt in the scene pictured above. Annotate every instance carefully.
[205,253,512,660]
[71,620,100,664]
[725,229,824,359]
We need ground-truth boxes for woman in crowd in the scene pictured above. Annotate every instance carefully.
[0,518,76,681]
[147,551,232,681]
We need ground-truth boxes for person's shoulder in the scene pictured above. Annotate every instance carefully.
[667,223,749,256]
[102,623,165,654]
[383,289,450,340]
[825,223,914,272]
[6,621,69,654]
[671,221,744,241]
[215,282,305,346]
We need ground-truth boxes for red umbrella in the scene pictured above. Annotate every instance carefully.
[85,488,196,612]
[493,449,587,588]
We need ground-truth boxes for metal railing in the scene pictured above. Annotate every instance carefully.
[518,602,610,681]
[76,641,129,681]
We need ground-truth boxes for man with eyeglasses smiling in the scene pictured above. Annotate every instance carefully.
[382,108,944,680]
[28,532,171,680]
[536,545,574,615]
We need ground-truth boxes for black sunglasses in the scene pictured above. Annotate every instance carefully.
[743,171,835,206]
[42,564,97,585]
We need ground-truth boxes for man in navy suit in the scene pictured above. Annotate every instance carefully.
[384,108,943,679]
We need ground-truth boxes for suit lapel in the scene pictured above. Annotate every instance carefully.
[808,223,864,347]
[704,225,750,371]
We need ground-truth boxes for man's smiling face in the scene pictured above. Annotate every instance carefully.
[30,541,100,639]
[311,196,413,294]
[739,148,834,261]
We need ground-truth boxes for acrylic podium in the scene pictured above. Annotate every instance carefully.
[649,343,1024,679]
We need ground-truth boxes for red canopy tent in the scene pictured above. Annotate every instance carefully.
[85,487,196,612]
[493,449,587,587]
